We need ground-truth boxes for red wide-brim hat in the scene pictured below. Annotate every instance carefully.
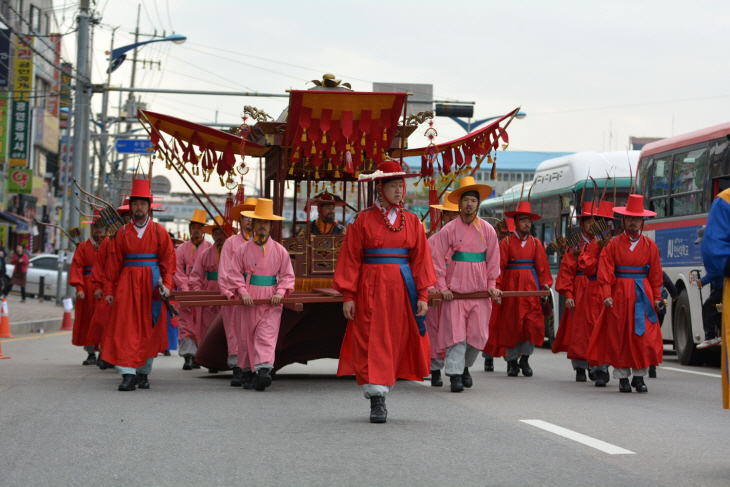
[504,201,541,221]
[614,194,656,217]
[580,201,616,219]
[358,159,420,181]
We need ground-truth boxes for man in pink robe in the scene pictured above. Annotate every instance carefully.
[174,209,212,370]
[219,197,256,386]
[189,216,228,355]
[425,191,460,387]
[225,198,295,391]
[432,177,501,392]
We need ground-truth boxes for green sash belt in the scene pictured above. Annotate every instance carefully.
[249,274,277,286]
[206,271,218,281]
[451,251,486,263]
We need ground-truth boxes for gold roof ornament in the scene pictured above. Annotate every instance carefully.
[310,73,352,90]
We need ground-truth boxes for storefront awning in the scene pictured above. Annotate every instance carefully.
[0,211,30,232]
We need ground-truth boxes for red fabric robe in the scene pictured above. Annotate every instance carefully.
[69,239,102,347]
[488,233,553,350]
[86,237,112,345]
[571,240,609,362]
[586,234,663,369]
[551,238,593,360]
[101,221,176,368]
[333,208,436,385]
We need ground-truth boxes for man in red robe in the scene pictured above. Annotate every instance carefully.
[102,179,176,391]
[69,212,107,365]
[552,202,600,382]
[219,197,257,387]
[334,159,436,424]
[491,201,553,377]
[90,200,131,370]
[174,209,213,370]
[586,194,663,393]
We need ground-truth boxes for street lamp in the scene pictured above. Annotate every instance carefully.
[108,34,187,72]
[451,111,527,133]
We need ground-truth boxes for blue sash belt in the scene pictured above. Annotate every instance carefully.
[615,265,657,336]
[83,265,93,276]
[124,253,162,326]
[506,259,540,290]
[575,270,597,281]
[363,248,425,336]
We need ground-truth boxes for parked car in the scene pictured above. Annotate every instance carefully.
[5,253,76,299]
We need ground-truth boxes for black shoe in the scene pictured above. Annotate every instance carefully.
[430,370,443,387]
[182,356,193,371]
[631,376,648,393]
[252,368,273,391]
[192,361,201,369]
[576,368,587,382]
[208,368,219,374]
[462,367,473,388]
[619,378,632,393]
[270,369,277,381]
[369,396,387,423]
[230,367,244,387]
[484,358,494,372]
[588,369,597,381]
[118,374,137,391]
[507,359,520,377]
[519,355,533,377]
[595,370,607,387]
[450,374,464,393]
[242,370,255,390]
[82,353,97,365]
[164,350,171,356]
[648,365,656,378]
[97,359,110,370]
[137,373,150,389]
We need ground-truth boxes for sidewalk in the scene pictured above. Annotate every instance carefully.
[4,293,73,335]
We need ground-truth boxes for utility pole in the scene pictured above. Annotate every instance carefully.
[120,4,141,179]
[70,0,90,233]
[98,27,117,200]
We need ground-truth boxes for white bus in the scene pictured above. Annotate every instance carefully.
[637,122,730,365]
[480,150,640,346]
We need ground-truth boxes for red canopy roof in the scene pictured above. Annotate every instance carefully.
[285,90,406,170]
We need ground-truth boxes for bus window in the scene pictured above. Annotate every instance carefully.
[647,154,671,217]
[669,147,707,216]
[709,137,730,198]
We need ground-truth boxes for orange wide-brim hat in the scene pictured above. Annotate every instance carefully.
[614,194,656,218]
[230,197,258,221]
[241,198,284,221]
[203,216,234,235]
[430,190,460,212]
[186,209,208,226]
[504,201,541,221]
[447,176,493,205]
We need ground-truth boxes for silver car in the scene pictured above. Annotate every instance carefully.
[5,253,76,299]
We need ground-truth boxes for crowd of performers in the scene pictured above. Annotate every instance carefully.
[66,159,682,423]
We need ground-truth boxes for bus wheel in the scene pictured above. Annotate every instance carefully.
[673,290,706,366]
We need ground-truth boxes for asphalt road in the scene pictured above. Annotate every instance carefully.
[1,332,727,487]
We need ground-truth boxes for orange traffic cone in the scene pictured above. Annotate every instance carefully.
[0,339,10,359]
[60,296,74,331]
[0,298,12,338]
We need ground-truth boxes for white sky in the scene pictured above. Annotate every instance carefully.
[57,0,730,195]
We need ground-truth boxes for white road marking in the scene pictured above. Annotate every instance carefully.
[413,380,431,387]
[520,420,635,455]
[659,366,721,378]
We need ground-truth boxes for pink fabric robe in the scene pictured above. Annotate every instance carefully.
[432,217,501,351]
[174,239,212,343]
[425,233,448,360]
[189,244,222,342]
[226,239,295,370]
[219,232,251,359]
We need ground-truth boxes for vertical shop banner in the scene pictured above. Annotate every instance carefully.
[0,29,10,88]
[59,63,72,129]
[0,92,8,161]
[9,35,33,167]
[47,34,61,118]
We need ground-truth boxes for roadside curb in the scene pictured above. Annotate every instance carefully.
[10,318,65,335]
